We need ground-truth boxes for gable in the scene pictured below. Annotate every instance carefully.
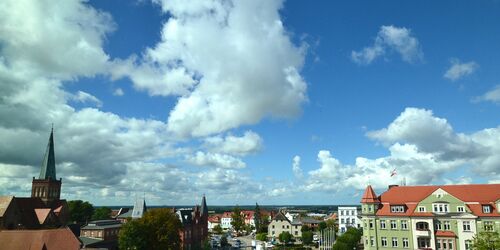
[420,188,464,204]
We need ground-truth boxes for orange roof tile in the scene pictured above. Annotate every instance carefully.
[0,228,81,250]
[361,185,379,203]
[466,204,500,217]
[435,231,456,237]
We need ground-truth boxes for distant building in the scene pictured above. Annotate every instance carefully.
[0,129,69,229]
[338,206,361,234]
[361,184,500,250]
[176,195,209,249]
[0,227,81,250]
[208,214,221,231]
[80,219,122,250]
[268,211,302,240]
[116,198,147,223]
[242,210,256,226]
[221,211,233,230]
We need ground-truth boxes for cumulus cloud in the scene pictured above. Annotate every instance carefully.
[113,88,124,96]
[351,25,422,65]
[292,155,303,178]
[444,59,479,81]
[202,131,263,156]
[473,85,500,104]
[303,108,500,192]
[111,0,308,137]
[185,151,246,169]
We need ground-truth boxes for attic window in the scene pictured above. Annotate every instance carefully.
[482,205,491,213]
[391,205,405,213]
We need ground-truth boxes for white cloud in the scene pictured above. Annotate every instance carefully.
[185,151,246,169]
[71,91,103,107]
[203,131,263,156]
[292,155,303,178]
[303,108,500,192]
[473,85,500,104]
[111,0,308,137]
[113,88,124,96]
[444,59,479,81]
[351,25,422,65]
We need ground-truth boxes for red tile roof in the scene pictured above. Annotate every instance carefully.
[435,231,456,237]
[222,212,232,218]
[34,208,52,224]
[466,204,500,217]
[361,185,379,203]
[0,227,81,250]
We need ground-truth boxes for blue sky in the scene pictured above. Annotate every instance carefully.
[0,0,499,205]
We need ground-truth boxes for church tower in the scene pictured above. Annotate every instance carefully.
[31,128,61,205]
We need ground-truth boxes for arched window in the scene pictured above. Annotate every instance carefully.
[416,222,429,230]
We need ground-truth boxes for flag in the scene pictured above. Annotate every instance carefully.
[390,168,397,177]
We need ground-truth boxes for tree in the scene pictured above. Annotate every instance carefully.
[231,206,244,233]
[119,208,182,250]
[220,236,229,248]
[325,219,336,229]
[213,224,223,234]
[302,231,314,245]
[279,231,292,244]
[301,225,311,232]
[254,203,262,232]
[92,207,112,220]
[256,233,267,241]
[333,227,362,250]
[68,200,94,224]
[472,231,500,250]
[318,221,327,231]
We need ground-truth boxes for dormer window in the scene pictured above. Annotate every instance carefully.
[482,205,491,213]
[432,203,449,214]
[418,206,426,212]
[391,205,405,213]
[457,206,465,213]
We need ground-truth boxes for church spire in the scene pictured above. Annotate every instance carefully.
[39,128,56,180]
[201,194,208,216]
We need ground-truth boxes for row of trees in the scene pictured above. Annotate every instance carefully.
[68,200,112,224]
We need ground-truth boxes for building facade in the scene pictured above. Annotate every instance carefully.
[80,220,122,249]
[268,211,302,240]
[176,195,209,250]
[338,206,361,234]
[361,184,500,250]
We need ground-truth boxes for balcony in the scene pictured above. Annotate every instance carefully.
[415,229,431,237]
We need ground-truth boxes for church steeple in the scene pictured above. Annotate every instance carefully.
[39,128,56,180]
[32,128,61,205]
[200,194,208,217]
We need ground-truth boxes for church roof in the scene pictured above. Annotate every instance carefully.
[39,129,56,180]
[0,196,15,217]
[201,195,208,216]
[132,198,147,219]
[0,227,81,250]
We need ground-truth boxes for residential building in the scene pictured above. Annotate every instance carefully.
[0,129,69,229]
[338,206,361,234]
[80,219,122,249]
[221,211,233,230]
[208,215,221,232]
[242,210,256,226]
[268,211,302,240]
[0,227,81,250]
[361,184,500,250]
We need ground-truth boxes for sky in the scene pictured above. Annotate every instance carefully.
[0,0,499,206]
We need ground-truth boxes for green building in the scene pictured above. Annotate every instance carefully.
[361,184,500,250]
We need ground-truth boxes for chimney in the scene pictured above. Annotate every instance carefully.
[388,185,399,190]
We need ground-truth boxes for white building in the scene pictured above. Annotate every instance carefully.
[338,206,361,234]
[220,212,233,230]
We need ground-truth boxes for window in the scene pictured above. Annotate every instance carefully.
[341,218,345,224]
[369,206,373,212]
[272,231,275,235]
[435,221,442,230]
[457,206,465,212]
[402,238,409,248]
[295,231,298,235]
[444,221,450,230]
[465,240,472,250]
[433,203,450,213]
[392,237,398,247]
[390,220,397,230]
[463,221,471,231]
[484,221,494,231]
[401,220,408,230]
[437,240,441,250]
[482,205,491,213]
[286,225,289,229]
[340,211,344,216]
[272,225,275,229]
[391,205,405,213]
[381,237,387,247]
[418,206,426,212]
[380,220,386,229]
[370,236,375,246]
[282,225,285,229]
[369,220,374,229]
[416,222,429,230]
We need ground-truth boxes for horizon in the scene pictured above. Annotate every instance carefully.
[1,0,499,206]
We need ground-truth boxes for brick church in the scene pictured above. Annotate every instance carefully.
[0,129,69,229]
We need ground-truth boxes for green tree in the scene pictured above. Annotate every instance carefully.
[318,221,327,231]
[220,236,229,247]
[92,207,112,220]
[68,200,94,224]
[302,231,314,245]
[231,206,244,233]
[332,241,349,250]
[472,231,500,250]
[325,219,336,229]
[333,227,362,250]
[301,225,311,232]
[256,233,267,241]
[279,231,292,244]
[213,224,223,234]
[119,208,182,250]
[254,203,262,232]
